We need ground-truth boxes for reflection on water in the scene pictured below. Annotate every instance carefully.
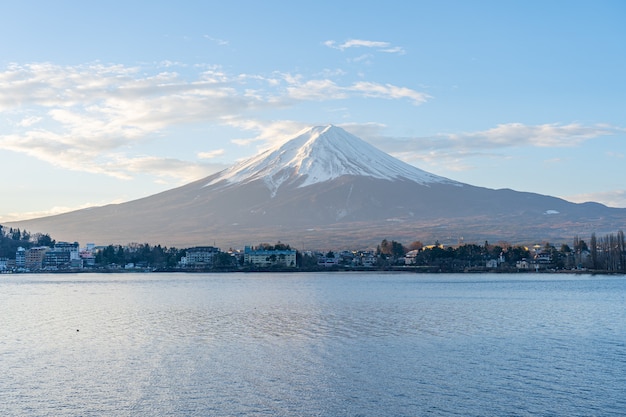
[1,273,625,416]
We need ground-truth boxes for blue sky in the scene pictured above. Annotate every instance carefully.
[1,1,625,222]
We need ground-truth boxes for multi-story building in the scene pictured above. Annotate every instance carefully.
[42,249,71,269]
[80,250,96,267]
[183,246,220,268]
[25,247,49,270]
[54,242,80,260]
[15,247,26,269]
[41,242,81,269]
[244,246,296,267]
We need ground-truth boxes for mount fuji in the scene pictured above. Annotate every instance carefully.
[9,125,626,248]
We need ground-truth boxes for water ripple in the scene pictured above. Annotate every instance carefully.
[1,273,625,416]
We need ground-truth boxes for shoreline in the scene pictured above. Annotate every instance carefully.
[2,266,624,276]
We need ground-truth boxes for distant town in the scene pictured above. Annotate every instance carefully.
[1,225,624,274]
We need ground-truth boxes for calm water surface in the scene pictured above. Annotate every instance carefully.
[1,272,625,416]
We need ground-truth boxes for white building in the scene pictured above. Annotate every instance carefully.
[15,247,26,268]
[184,246,220,268]
[244,246,296,267]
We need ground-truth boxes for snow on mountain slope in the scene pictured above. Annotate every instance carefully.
[207,125,458,196]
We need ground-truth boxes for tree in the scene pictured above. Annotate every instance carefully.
[408,241,423,251]
[391,241,406,258]
[214,252,235,268]
[377,239,390,256]
[505,245,529,263]
[377,239,406,259]
[573,236,588,252]
[33,233,55,247]
[590,233,598,269]
[618,230,626,273]
[274,241,291,251]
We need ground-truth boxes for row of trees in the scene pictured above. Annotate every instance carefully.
[376,232,626,272]
[0,225,55,258]
[378,238,529,260]
[377,239,531,269]
[95,244,185,268]
[2,224,625,272]
[252,242,293,251]
[589,231,626,272]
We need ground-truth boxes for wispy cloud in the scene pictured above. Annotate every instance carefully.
[461,122,617,148]
[280,75,428,105]
[104,155,228,182]
[0,200,126,223]
[227,119,311,149]
[198,149,225,159]
[348,123,624,176]
[17,116,42,127]
[203,35,229,46]
[325,39,406,54]
[356,122,622,170]
[350,82,429,104]
[564,189,626,208]
[0,62,426,180]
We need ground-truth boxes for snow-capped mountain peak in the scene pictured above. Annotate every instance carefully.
[207,125,456,195]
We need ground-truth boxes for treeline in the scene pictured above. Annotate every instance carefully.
[95,244,185,268]
[376,231,626,272]
[252,242,293,251]
[2,223,625,272]
[589,231,626,272]
[376,238,531,269]
[0,225,55,258]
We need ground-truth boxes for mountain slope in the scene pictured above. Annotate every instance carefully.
[207,125,459,195]
[8,125,626,248]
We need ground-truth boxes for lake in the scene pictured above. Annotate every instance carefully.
[1,272,625,416]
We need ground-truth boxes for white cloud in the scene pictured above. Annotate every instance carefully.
[198,149,225,159]
[0,200,126,223]
[325,39,406,54]
[354,122,623,173]
[285,78,347,101]
[350,82,429,104]
[606,151,624,159]
[226,119,310,149]
[349,54,373,64]
[564,190,626,208]
[280,74,428,105]
[467,122,615,148]
[17,116,41,127]
[203,35,229,46]
[0,62,427,180]
[366,122,620,158]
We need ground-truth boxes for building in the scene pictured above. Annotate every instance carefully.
[80,250,96,267]
[486,259,499,269]
[183,246,220,268]
[244,246,296,267]
[404,249,420,265]
[25,247,49,270]
[42,242,81,270]
[15,247,26,269]
[317,252,339,267]
[54,242,80,260]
